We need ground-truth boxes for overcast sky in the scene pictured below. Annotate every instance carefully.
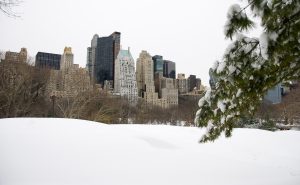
[0,0,249,85]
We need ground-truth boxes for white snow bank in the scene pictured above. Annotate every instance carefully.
[0,118,300,185]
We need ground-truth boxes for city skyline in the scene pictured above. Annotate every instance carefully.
[0,0,258,86]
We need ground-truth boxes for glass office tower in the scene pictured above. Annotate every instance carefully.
[163,60,176,79]
[35,52,61,70]
[152,55,164,74]
[87,32,121,86]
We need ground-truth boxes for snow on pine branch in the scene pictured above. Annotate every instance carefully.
[196,0,300,142]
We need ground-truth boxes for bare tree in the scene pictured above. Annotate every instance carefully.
[0,59,50,117]
[0,0,22,17]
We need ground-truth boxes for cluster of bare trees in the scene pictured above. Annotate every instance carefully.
[53,92,201,126]
[0,59,50,117]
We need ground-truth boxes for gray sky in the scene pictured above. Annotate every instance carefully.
[0,0,246,85]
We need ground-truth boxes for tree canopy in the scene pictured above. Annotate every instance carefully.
[195,0,300,142]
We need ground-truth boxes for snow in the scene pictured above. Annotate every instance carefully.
[198,97,206,107]
[0,118,300,185]
[212,60,219,71]
[227,4,241,19]
[216,62,226,74]
[259,33,269,60]
[269,32,278,41]
[283,0,293,5]
[224,42,236,56]
[217,100,226,113]
[204,89,212,101]
[251,62,262,69]
[228,65,237,75]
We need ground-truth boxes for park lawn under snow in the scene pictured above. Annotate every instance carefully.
[0,118,300,185]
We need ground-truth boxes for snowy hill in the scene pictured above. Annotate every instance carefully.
[0,118,300,185]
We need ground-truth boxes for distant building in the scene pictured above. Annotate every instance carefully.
[114,49,138,104]
[158,77,178,106]
[35,52,61,70]
[152,55,164,74]
[163,60,176,79]
[196,78,201,90]
[86,32,121,86]
[264,84,282,104]
[103,80,114,93]
[60,47,74,71]
[1,48,27,63]
[136,50,167,108]
[46,47,92,97]
[187,75,196,92]
[177,73,188,94]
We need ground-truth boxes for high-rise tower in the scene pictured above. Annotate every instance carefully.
[35,52,61,70]
[114,48,138,104]
[87,32,121,86]
[60,47,74,71]
[163,60,176,79]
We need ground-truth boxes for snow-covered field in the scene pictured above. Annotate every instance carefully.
[0,118,300,185]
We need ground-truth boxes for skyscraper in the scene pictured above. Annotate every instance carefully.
[136,50,167,108]
[188,75,196,92]
[114,49,138,104]
[177,73,188,94]
[35,52,61,70]
[46,47,92,97]
[60,47,74,71]
[163,60,176,79]
[152,55,164,74]
[87,32,121,86]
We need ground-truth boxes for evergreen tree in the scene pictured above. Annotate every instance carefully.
[195,0,300,142]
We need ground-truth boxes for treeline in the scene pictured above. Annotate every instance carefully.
[0,60,201,126]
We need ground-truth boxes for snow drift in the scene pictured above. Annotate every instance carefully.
[0,118,300,185]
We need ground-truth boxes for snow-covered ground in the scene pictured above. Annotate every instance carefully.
[0,118,300,185]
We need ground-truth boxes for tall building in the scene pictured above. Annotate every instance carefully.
[1,48,27,63]
[35,52,61,70]
[46,47,92,97]
[163,60,176,79]
[136,50,156,97]
[60,47,73,71]
[136,50,167,108]
[114,49,138,104]
[157,76,178,106]
[86,32,121,86]
[177,73,188,94]
[188,74,197,92]
[196,78,201,90]
[152,55,164,74]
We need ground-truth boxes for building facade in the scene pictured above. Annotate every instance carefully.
[152,55,164,74]
[114,49,138,104]
[136,50,167,108]
[60,47,74,71]
[1,48,27,63]
[159,77,178,106]
[35,52,61,70]
[46,47,92,97]
[188,74,197,92]
[86,32,121,86]
[177,73,189,94]
[163,60,176,79]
